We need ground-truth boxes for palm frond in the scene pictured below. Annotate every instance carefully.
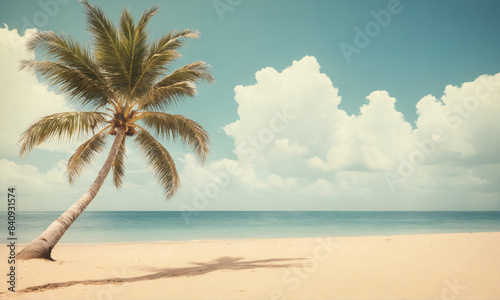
[120,5,158,100]
[156,61,214,87]
[67,127,109,184]
[137,81,198,111]
[18,2,212,201]
[112,135,127,188]
[23,31,113,108]
[118,7,137,99]
[20,60,109,109]
[139,112,210,163]
[18,112,108,157]
[133,128,179,198]
[136,62,213,111]
[81,0,129,98]
[132,29,199,98]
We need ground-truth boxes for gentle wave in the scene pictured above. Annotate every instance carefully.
[3,211,500,244]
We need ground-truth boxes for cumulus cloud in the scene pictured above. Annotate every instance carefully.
[0,25,74,158]
[179,55,500,210]
[413,74,500,163]
[0,158,66,193]
[309,90,415,172]
[1,23,498,211]
[0,158,84,210]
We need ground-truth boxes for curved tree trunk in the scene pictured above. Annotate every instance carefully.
[17,127,126,261]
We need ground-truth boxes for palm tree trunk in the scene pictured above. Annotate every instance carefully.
[17,127,126,261]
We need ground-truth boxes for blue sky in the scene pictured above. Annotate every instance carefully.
[1,0,499,211]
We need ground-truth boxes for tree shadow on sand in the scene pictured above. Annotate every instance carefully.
[17,256,307,293]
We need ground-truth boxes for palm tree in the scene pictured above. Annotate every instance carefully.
[16,0,213,260]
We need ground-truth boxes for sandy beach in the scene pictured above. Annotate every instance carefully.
[1,232,499,299]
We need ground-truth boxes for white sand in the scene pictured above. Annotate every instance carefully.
[1,232,499,299]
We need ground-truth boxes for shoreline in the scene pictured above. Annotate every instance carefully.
[15,230,500,246]
[2,232,500,299]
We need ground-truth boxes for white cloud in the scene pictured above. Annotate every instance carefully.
[306,178,334,196]
[266,174,298,190]
[309,90,414,172]
[224,56,345,164]
[1,24,499,212]
[0,158,65,192]
[271,139,309,156]
[180,56,500,210]
[413,74,500,163]
[0,158,76,210]
[0,25,74,158]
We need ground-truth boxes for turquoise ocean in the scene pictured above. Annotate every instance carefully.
[3,211,500,244]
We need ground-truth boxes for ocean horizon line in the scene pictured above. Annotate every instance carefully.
[5,211,500,244]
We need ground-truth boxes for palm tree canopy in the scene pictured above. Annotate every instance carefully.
[18,0,213,198]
